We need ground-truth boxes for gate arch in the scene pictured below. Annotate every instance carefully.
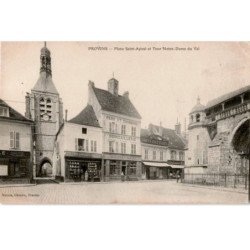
[39,157,53,177]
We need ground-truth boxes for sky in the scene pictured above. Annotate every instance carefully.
[1,41,250,131]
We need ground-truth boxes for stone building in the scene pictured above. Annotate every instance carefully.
[88,79,142,181]
[25,43,63,178]
[141,123,186,180]
[53,106,103,182]
[0,99,33,183]
[185,85,250,174]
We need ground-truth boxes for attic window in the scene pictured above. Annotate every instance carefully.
[82,128,87,134]
[0,107,9,117]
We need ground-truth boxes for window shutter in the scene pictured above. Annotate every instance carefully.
[10,131,15,149]
[86,140,89,152]
[75,138,78,151]
[15,132,20,149]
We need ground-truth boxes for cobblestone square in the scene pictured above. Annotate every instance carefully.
[0,181,248,204]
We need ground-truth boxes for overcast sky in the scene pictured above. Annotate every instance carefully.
[1,42,250,130]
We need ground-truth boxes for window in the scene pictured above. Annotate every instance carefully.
[160,151,163,161]
[10,131,20,149]
[131,126,136,137]
[115,141,119,153]
[110,161,120,175]
[128,162,137,175]
[90,140,97,152]
[196,113,200,122]
[40,97,52,121]
[121,142,126,154]
[109,122,116,133]
[121,124,126,135]
[179,151,184,161]
[145,149,148,160]
[0,107,8,117]
[109,141,115,153]
[86,140,89,151]
[82,128,87,134]
[153,151,156,160]
[197,135,199,140]
[75,138,85,151]
[131,144,136,155]
[171,150,176,160]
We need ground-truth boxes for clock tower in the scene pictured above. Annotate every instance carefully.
[25,42,63,178]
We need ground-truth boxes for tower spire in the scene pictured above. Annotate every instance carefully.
[40,42,52,76]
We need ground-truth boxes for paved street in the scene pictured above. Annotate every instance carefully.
[0,180,248,204]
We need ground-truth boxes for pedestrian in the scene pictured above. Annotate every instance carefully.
[121,171,125,182]
[176,171,180,183]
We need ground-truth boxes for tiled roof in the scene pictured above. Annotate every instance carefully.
[68,105,100,127]
[0,99,33,123]
[140,124,186,150]
[93,87,141,119]
[206,85,250,109]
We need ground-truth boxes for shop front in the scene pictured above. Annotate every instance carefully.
[0,150,31,183]
[103,153,142,181]
[142,161,171,180]
[64,152,102,182]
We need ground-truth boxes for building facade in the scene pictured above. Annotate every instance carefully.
[185,85,250,174]
[25,44,63,178]
[88,79,142,181]
[53,105,103,182]
[0,99,33,183]
[141,123,186,180]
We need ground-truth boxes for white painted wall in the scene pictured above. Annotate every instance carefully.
[0,120,32,151]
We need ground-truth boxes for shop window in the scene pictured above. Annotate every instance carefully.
[75,138,85,151]
[0,107,9,117]
[160,151,163,161]
[131,144,136,155]
[121,142,126,154]
[171,150,176,160]
[131,126,136,137]
[128,162,137,175]
[153,151,156,160]
[145,149,148,160]
[109,141,115,153]
[110,161,120,175]
[121,124,126,135]
[82,127,87,134]
[10,131,20,149]
[68,161,81,179]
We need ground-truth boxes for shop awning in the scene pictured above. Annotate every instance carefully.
[170,165,185,169]
[142,162,171,168]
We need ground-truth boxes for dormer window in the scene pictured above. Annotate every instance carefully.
[0,107,9,117]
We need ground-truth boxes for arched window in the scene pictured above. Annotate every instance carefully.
[196,113,200,122]
[40,97,52,121]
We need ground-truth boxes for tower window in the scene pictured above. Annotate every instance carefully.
[196,113,200,122]
[40,97,53,121]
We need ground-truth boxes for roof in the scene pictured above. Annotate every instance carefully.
[190,97,205,113]
[140,124,186,150]
[68,105,100,127]
[32,73,59,94]
[0,99,33,123]
[93,87,141,119]
[206,85,250,109]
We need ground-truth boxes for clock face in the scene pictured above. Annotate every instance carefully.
[43,114,49,121]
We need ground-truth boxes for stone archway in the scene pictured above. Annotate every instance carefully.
[39,157,53,177]
[230,118,250,174]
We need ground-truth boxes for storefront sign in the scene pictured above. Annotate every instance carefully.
[109,133,136,141]
[0,165,8,176]
[0,150,30,158]
[141,138,169,146]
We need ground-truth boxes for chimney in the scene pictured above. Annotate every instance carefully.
[123,91,129,99]
[175,121,181,135]
[88,80,95,104]
[108,78,119,96]
[65,109,68,122]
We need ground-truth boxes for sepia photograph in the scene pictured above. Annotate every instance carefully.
[0,41,249,204]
